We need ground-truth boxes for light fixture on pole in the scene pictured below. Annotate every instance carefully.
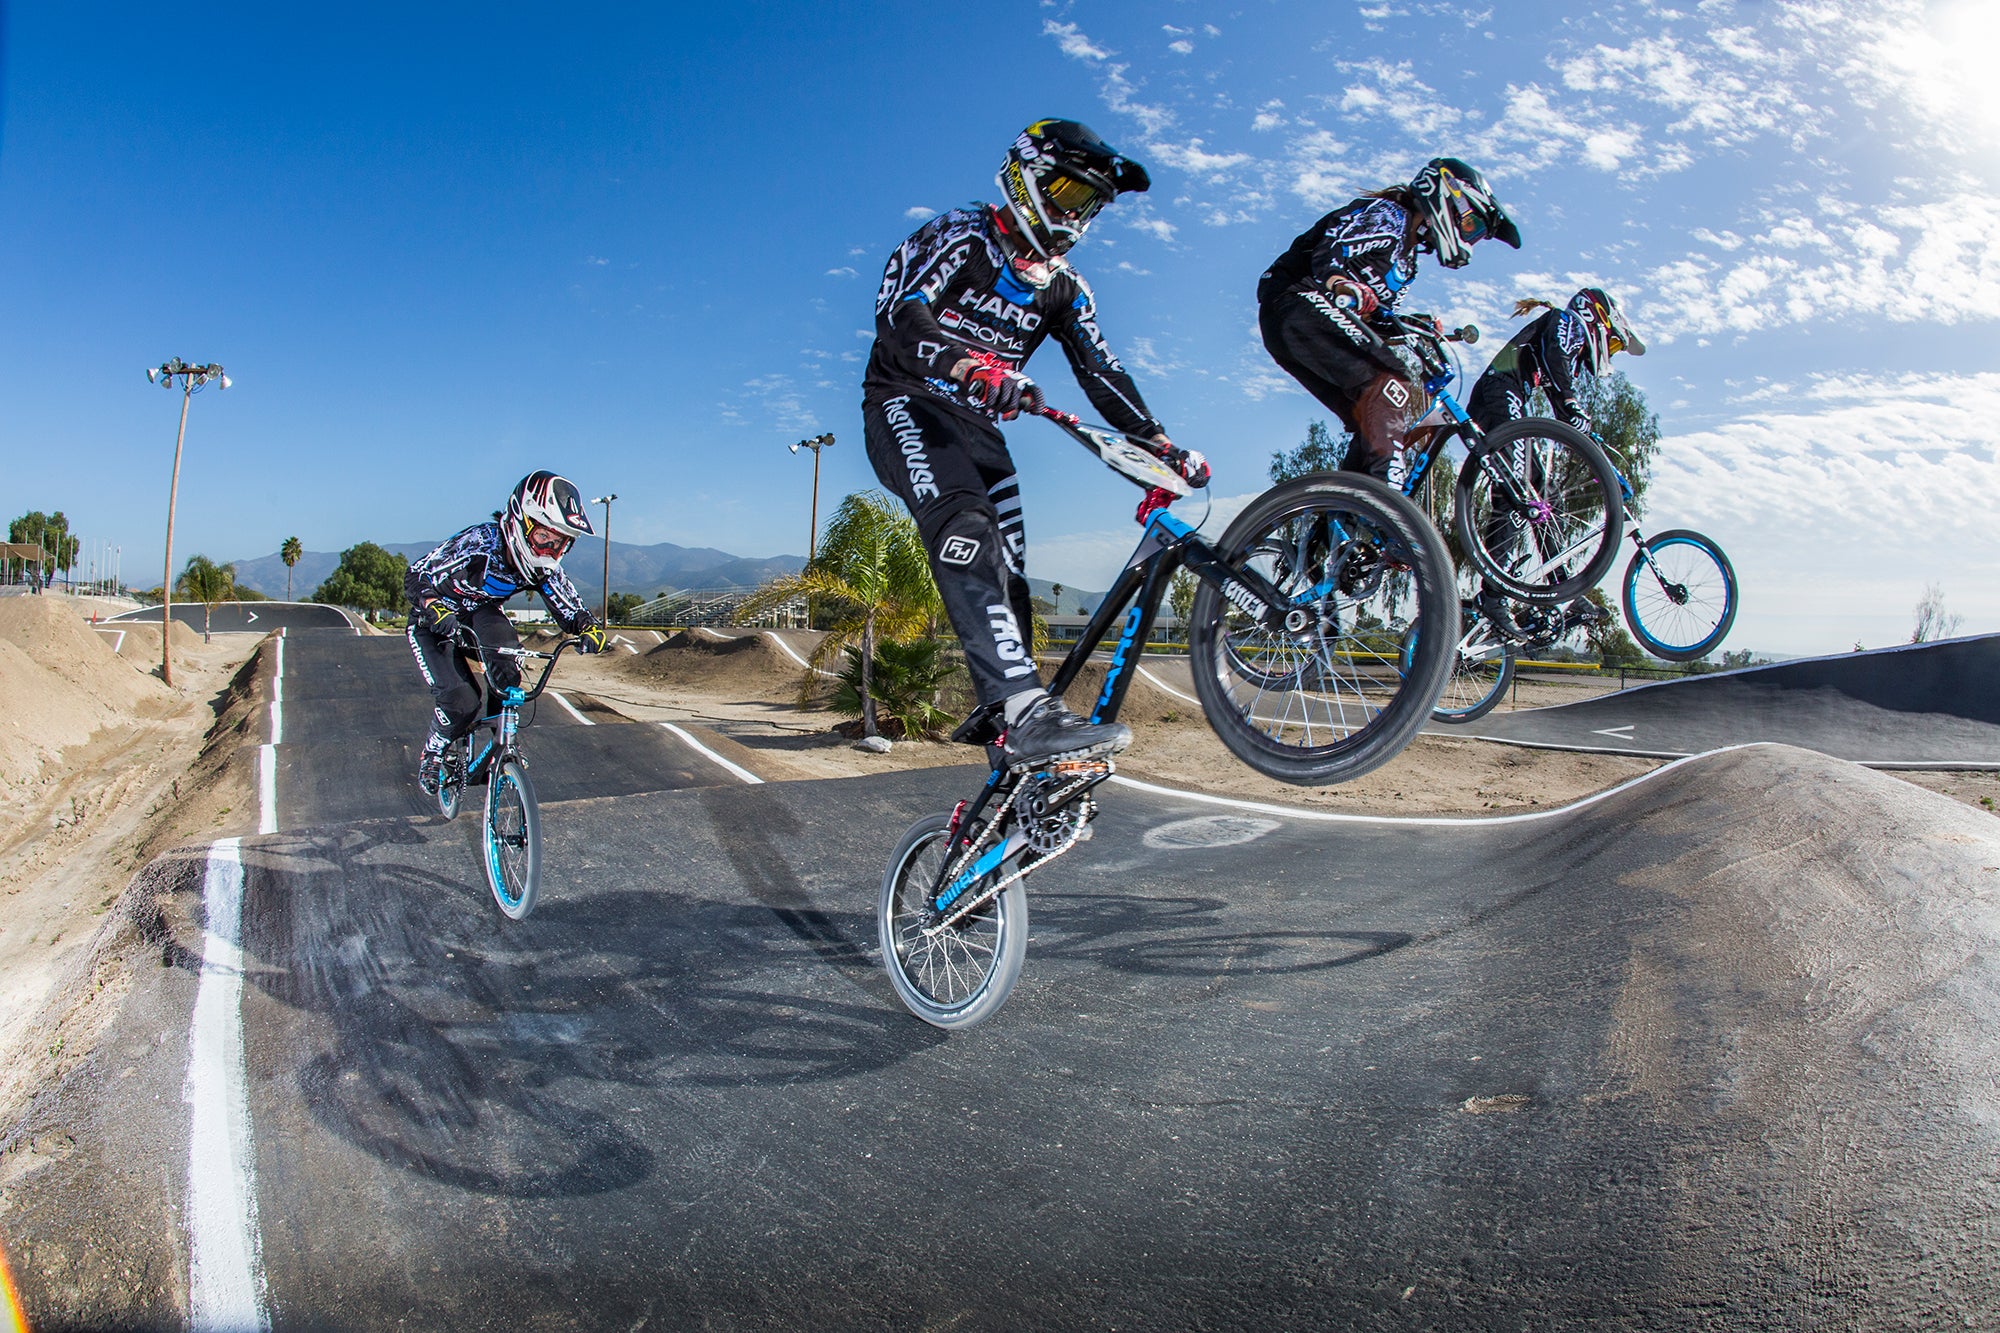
[787,433,836,564]
[147,358,230,687]
[591,493,617,626]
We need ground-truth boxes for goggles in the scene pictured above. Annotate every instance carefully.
[523,518,574,559]
[1038,168,1108,221]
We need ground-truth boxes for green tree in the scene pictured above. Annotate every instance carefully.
[832,638,957,740]
[1167,568,1196,636]
[1576,370,1660,516]
[736,490,942,739]
[280,536,303,600]
[1050,582,1064,614]
[1269,420,1350,484]
[314,542,409,622]
[605,591,645,622]
[8,510,79,585]
[176,554,239,640]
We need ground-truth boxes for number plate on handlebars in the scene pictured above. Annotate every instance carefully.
[1074,426,1192,497]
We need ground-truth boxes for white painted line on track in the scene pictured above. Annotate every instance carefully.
[762,631,839,678]
[269,632,284,746]
[184,837,269,1332]
[660,722,764,784]
[1110,743,1762,828]
[93,627,127,653]
[549,691,594,726]
[257,748,277,836]
[649,630,664,644]
[1137,664,1200,705]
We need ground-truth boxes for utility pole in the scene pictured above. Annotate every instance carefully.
[788,433,836,563]
[147,358,230,686]
[591,493,617,626]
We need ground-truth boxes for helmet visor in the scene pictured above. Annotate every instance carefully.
[1039,169,1109,221]
[523,519,573,560]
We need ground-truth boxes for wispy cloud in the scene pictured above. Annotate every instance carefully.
[1043,19,1111,62]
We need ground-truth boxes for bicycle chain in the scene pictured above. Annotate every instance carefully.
[927,765,1109,936]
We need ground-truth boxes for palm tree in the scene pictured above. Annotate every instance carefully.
[176,554,238,642]
[280,536,303,600]
[736,490,942,738]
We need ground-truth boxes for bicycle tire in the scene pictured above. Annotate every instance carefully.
[878,812,1028,1030]
[483,758,541,921]
[1187,473,1455,785]
[436,739,465,821]
[1454,418,1624,605]
[1622,529,1737,662]
[1405,605,1515,723]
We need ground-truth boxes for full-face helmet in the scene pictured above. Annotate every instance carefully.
[503,471,593,577]
[1409,157,1521,269]
[996,119,1151,261]
[1567,287,1646,372]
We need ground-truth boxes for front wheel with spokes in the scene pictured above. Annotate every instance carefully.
[483,758,541,921]
[1187,472,1455,786]
[1622,529,1738,662]
[1406,603,1516,724]
[878,812,1028,1029]
[1454,418,1623,605]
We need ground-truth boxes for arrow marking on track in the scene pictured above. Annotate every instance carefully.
[1592,724,1636,740]
[245,609,258,623]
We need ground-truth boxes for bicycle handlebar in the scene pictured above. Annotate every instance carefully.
[455,633,580,706]
[1028,403,1202,500]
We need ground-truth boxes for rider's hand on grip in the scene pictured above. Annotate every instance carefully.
[577,623,607,655]
[958,351,1040,419]
[1164,443,1210,489]
[1324,276,1378,316]
[421,600,462,643]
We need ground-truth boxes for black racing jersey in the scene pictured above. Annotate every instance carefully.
[405,522,593,632]
[1478,309,1595,432]
[863,206,1162,437]
[1258,196,1420,311]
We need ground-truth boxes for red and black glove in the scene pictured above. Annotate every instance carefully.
[1324,276,1379,316]
[957,351,1044,419]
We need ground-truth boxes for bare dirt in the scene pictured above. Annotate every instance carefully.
[0,597,261,1128]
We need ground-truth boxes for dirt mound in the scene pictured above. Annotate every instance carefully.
[95,619,199,661]
[615,629,829,704]
[0,599,177,785]
[1055,656,1193,727]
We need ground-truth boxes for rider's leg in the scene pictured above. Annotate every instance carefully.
[1347,372,1421,486]
[467,605,524,692]
[1260,295,1420,482]
[408,620,480,787]
[1463,370,1537,614]
[863,393,1127,761]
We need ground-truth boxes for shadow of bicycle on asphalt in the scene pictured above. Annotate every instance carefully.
[1026,889,1414,978]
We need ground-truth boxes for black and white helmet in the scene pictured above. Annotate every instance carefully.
[1568,287,1646,373]
[996,119,1150,259]
[503,471,593,578]
[1409,157,1520,269]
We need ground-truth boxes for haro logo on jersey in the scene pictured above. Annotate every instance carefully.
[955,288,1041,331]
[940,535,981,566]
[987,603,1035,678]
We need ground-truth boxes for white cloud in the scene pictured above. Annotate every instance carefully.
[1251,100,1285,132]
[1043,20,1111,63]
[1168,39,1195,55]
[904,205,936,220]
[824,266,858,278]
[1653,371,2000,652]
[1145,138,1252,174]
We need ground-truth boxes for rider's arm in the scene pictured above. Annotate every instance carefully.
[872,215,982,386]
[535,566,595,636]
[1311,198,1417,312]
[1047,273,1164,439]
[1544,310,1596,433]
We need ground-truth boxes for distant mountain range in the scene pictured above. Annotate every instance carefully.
[228,537,1105,615]
[228,536,807,605]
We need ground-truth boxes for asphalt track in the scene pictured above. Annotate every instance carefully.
[9,630,2000,1329]
[105,600,361,633]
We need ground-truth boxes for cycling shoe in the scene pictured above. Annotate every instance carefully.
[1003,695,1131,766]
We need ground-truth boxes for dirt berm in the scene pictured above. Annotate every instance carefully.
[610,628,833,705]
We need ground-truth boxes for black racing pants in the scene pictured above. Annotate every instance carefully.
[1463,367,1544,590]
[863,392,1040,707]
[1259,291,1423,485]
[406,604,520,742]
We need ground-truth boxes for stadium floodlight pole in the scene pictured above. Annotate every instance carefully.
[787,432,836,564]
[591,494,617,625]
[147,358,230,686]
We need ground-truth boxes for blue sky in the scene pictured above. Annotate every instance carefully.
[3,1,1995,655]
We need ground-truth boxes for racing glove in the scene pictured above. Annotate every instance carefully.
[1323,276,1378,316]
[956,351,1044,419]
[577,622,607,655]
[1162,442,1210,489]
[418,600,462,642]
